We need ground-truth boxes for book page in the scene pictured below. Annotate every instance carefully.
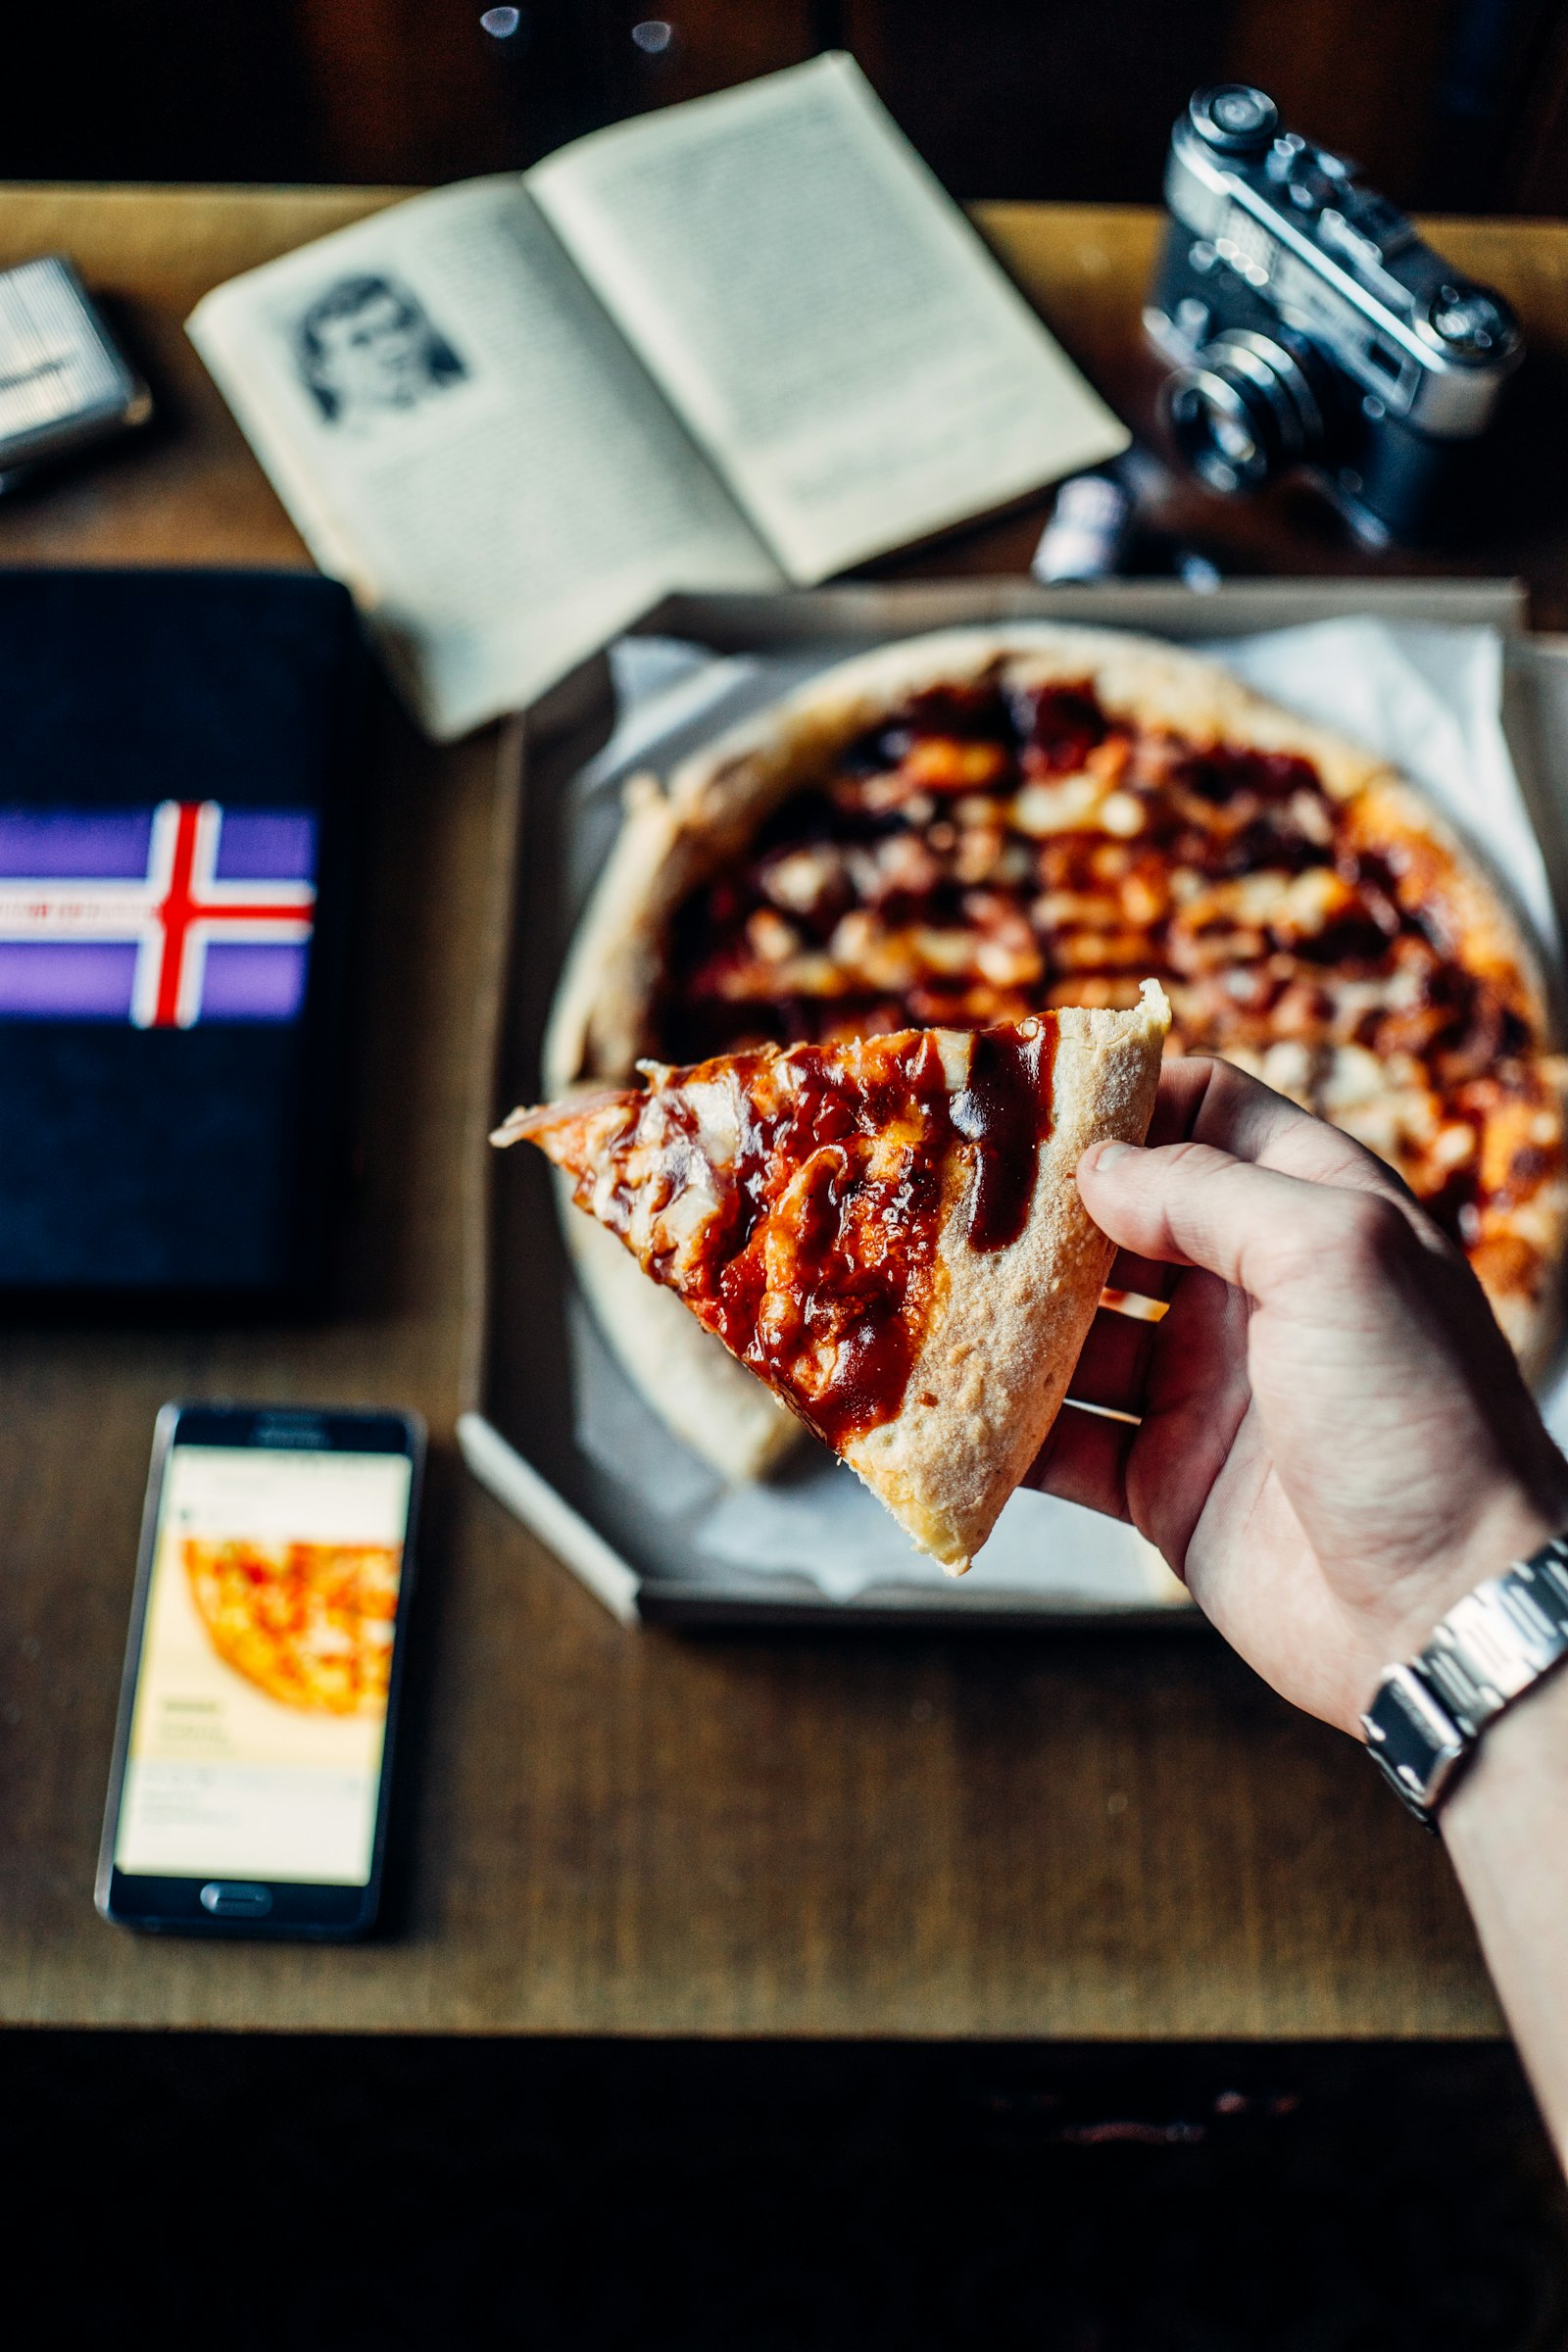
[188,180,780,740]
[530,55,1129,583]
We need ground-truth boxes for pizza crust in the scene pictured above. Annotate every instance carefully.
[845,983,1168,1570]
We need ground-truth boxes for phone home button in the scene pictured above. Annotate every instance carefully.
[199,1882,272,1919]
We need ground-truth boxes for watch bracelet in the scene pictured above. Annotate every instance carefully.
[1362,1535,1568,1822]
[1421,1540,1568,1735]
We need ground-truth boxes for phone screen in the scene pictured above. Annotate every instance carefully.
[112,1434,414,1890]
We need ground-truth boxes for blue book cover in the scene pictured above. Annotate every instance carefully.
[0,568,364,1293]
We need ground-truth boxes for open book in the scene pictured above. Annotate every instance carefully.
[189,54,1128,741]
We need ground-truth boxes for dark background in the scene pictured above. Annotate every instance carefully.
[7,5,1568,2340]
[8,2033,1568,2349]
[5,0,1567,211]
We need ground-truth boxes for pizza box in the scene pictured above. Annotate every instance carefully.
[455,575,1568,1630]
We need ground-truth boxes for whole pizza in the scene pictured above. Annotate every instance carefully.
[544,623,1568,1473]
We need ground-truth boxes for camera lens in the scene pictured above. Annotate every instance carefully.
[1163,330,1326,494]
[1188,85,1279,155]
[1167,372,1272,492]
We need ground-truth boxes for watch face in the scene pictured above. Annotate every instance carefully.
[1362,1665,1466,1819]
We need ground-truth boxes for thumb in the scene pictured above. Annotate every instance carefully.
[1077,1136,1381,1297]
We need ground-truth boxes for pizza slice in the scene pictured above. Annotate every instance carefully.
[494,980,1169,1571]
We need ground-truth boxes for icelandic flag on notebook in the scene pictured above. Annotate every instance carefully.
[0,802,317,1026]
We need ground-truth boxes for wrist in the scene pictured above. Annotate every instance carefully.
[1360,1508,1568,1825]
[1441,1653,1568,1854]
[1438,1656,1568,2174]
[1370,1490,1568,1706]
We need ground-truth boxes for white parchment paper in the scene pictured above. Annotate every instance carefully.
[553,618,1564,1605]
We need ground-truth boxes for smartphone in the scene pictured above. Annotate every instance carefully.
[97,1401,424,1939]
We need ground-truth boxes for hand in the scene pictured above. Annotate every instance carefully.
[1032,1055,1568,1735]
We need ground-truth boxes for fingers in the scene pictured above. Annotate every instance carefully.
[1105,1244,1179,1304]
[1069,1302,1158,1415]
[1082,1054,1431,1297]
[1145,1054,1222,1150]
[1077,1132,1372,1294]
[1082,1062,1343,1325]
[1028,1400,1134,1521]
[1159,1055,1415,1206]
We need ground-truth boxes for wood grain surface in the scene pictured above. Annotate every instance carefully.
[3,186,1564,2035]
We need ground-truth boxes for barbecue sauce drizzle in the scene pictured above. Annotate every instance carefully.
[658,672,1559,1300]
[952,1023,1057,1252]
[578,1022,1056,1452]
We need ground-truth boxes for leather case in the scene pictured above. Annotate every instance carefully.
[0,567,364,1295]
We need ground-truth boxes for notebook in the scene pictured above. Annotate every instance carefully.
[0,567,364,1295]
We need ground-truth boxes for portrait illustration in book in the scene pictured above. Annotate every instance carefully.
[293,273,467,429]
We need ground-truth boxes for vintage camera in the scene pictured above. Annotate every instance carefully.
[1146,85,1521,542]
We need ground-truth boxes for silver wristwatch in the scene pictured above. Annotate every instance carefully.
[1361,1535,1568,1826]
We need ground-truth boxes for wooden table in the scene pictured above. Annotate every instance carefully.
[3,187,1565,2037]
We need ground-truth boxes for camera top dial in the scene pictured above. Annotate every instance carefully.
[1265,132,1345,216]
[1187,85,1278,156]
[1425,283,1515,364]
